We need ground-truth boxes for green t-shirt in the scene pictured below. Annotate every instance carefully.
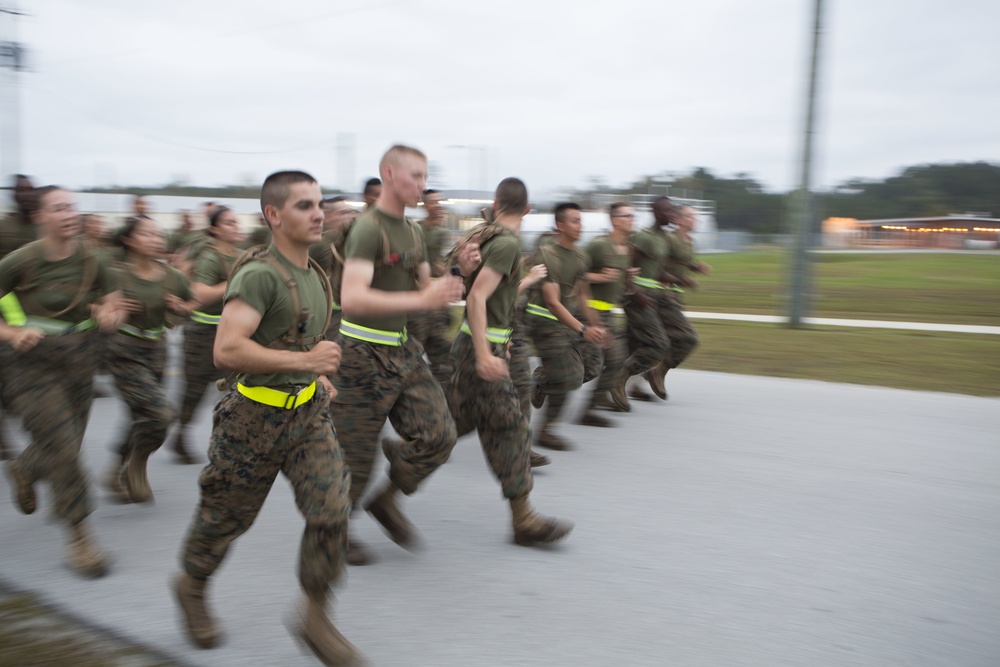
[586,235,629,305]
[192,243,239,316]
[244,226,272,250]
[225,246,329,390]
[116,265,192,332]
[343,207,427,332]
[167,229,203,255]
[664,233,696,284]
[529,242,585,312]
[0,240,117,323]
[184,234,220,264]
[630,226,670,281]
[308,224,351,307]
[466,226,521,329]
[420,222,447,277]
[0,213,37,261]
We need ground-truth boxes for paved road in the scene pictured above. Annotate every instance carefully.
[2,349,998,666]
[684,312,1000,336]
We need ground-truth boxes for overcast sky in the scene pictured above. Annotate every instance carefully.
[4,0,999,198]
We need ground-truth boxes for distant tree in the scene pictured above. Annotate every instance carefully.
[826,162,1000,220]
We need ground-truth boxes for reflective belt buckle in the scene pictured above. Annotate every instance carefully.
[285,385,305,409]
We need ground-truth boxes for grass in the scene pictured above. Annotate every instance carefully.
[457,251,999,396]
[684,251,1000,326]
[0,592,176,667]
[683,320,1000,397]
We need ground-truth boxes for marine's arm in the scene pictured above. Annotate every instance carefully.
[466,266,508,381]
[214,298,341,376]
[340,258,460,317]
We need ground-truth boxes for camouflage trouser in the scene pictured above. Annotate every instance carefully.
[179,321,224,426]
[181,385,350,596]
[0,346,14,459]
[447,332,532,499]
[661,294,699,368]
[407,308,455,388]
[2,333,97,526]
[526,314,603,425]
[93,331,111,374]
[592,309,628,396]
[622,289,672,377]
[324,310,343,342]
[106,334,174,463]
[508,310,533,422]
[331,335,457,504]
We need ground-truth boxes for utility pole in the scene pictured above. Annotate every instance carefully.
[1,2,28,180]
[788,0,824,327]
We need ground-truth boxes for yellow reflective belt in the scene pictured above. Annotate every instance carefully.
[191,311,221,325]
[331,302,342,311]
[23,316,96,335]
[0,292,27,326]
[587,299,615,312]
[668,286,685,294]
[339,319,407,346]
[633,277,665,290]
[119,323,166,340]
[459,320,513,344]
[525,303,558,321]
[237,382,316,409]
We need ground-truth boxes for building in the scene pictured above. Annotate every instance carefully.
[822,215,1000,249]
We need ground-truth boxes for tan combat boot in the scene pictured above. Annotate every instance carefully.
[346,538,375,566]
[122,449,154,504]
[66,522,110,578]
[5,459,36,515]
[295,593,362,666]
[364,483,417,549]
[530,366,546,409]
[609,368,631,413]
[173,573,222,649]
[172,429,197,465]
[530,450,551,467]
[535,425,571,451]
[0,432,10,461]
[103,461,131,504]
[644,361,669,400]
[576,407,613,428]
[510,496,574,546]
[589,391,624,413]
[628,382,654,402]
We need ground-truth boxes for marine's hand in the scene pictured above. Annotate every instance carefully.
[92,302,123,333]
[11,327,44,352]
[318,374,337,402]
[584,325,610,347]
[456,242,481,277]
[599,267,621,282]
[307,340,342,376]
[627,267,640,278]
[476,353,509,382]
[164,294,192,317]
[424,275,464,309]
[521,264,547,289]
